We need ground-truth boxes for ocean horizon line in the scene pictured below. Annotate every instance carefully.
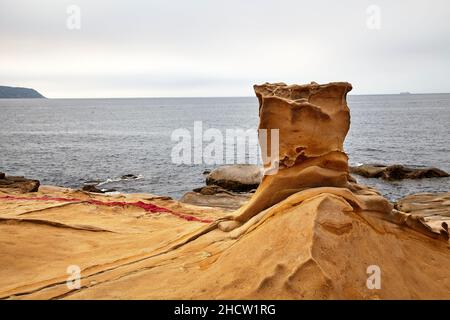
[5,91,450,100]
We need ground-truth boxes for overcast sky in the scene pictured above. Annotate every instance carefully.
[1,0,449,98]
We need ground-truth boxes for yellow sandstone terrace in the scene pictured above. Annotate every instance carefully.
[0,82,449,300]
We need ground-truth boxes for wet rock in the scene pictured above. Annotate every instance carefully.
[206,164,263,192]
[82,185,104,193]
[121,174,139,180]
[0,173,40,193]
[350,164,449,180]
[82,185,116,193]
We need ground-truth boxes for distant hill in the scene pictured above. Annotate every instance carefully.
[0,86,45,98]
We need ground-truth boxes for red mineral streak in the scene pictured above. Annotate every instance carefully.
[0,195,213,223]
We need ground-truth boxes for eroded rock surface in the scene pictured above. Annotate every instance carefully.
[1,82,449,300]
[180,187,251,210]
[0,185,449,299]
[394,191,450,240]
[228,82,391,224]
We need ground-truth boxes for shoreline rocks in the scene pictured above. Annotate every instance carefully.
[0,172,40,193]
[181,182,254,210]
[180,187,251,210]
[350,164,449,180]
[182,161,449,210]
[205,164,263,192]
[81,185,117,194]
[1,81,450,300]
[394,191,450,240]
[181,165,261,209]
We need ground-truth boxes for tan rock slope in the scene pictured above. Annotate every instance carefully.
[0,82,449,300]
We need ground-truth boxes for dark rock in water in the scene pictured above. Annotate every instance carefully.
[350,164,449,180]
[121,174,139,180]
[81,185,116,193]
[82,185,104,193]
[0,173,40,192]
[206,164,263,192]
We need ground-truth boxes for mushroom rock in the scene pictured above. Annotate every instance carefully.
[1,83,450,300]
[224,82,391,227]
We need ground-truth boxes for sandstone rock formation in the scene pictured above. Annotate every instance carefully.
[183,164,360,210]
[1,82,449,300]
[394,191,450,240]
[223,82,391,227]
[1,186,449,299]
[350,164,449,180]
[0,173,40,193]
[206,164,263,192]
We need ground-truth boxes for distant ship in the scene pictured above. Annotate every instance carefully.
[400,91,411,95]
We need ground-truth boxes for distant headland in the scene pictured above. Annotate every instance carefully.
[0,86,45,99]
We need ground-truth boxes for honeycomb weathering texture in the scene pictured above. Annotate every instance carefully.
[230,82,357,222]
[255,82,353,165]
[0,81,449,299]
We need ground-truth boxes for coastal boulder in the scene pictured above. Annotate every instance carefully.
[350,164,449,180]
[206,164,263,192]
[81,184,116,193]
[0,173,40,193]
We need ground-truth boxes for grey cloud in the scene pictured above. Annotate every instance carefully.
[1,0,449,97]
